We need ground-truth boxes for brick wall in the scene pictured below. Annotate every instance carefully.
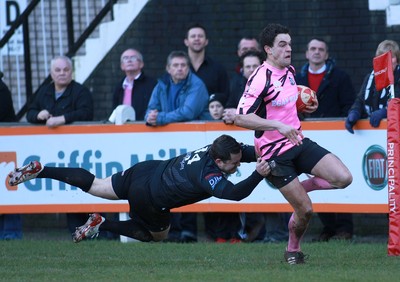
[85,0,400,121]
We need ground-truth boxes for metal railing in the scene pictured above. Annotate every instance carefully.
[0,0,118,120]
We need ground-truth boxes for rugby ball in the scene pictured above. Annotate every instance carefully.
[296,85,316,112]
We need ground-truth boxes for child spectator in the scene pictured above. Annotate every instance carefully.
[208,93,226,120]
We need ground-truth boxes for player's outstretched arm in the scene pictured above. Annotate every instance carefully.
[215,159,271,201]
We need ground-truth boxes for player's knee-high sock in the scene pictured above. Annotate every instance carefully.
[287,212,308,252]
[100,219,153,242]
[38,167,95,192]
[301,176,334,193]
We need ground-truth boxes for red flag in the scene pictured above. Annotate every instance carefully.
[373,50,394,91]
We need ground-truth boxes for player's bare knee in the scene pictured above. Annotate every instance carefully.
[297,205,313,221]
[303,207,313,221]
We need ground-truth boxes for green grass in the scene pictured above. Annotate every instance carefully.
[0,240,399,282]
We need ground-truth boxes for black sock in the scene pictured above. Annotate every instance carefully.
[38,167,95,192]
[101,219,153,242]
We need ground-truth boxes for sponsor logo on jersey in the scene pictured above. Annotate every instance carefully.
[205,172,223,190]
[273,80,283,92]
[271,93,297,107]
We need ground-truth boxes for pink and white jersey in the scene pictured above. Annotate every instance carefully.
[236,61,302,159]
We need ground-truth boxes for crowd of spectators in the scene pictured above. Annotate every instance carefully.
[2,22,398,243]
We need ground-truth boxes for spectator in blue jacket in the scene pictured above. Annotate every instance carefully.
[145,51,210,126]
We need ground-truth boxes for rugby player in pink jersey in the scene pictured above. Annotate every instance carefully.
[235,23,352,265]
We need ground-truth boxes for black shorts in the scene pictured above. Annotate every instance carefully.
[111,160,170,233]
[265,138,330,189]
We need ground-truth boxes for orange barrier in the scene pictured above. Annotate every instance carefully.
[0,203,388,214]
[0,120,388,214]
[0,119,385,135]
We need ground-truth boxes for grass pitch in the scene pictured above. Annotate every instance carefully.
[1,240,399,281]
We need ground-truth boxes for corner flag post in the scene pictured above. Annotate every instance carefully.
[374,51,399,256]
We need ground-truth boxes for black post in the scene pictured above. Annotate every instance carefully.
[22,17,32,103]
[65,0,74,52]
[16,17,33,121]
[109,0,115,21]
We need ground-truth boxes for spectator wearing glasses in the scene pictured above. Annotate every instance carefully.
[112,49,157,121]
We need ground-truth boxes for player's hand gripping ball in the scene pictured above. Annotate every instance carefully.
[296,85,317,113]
